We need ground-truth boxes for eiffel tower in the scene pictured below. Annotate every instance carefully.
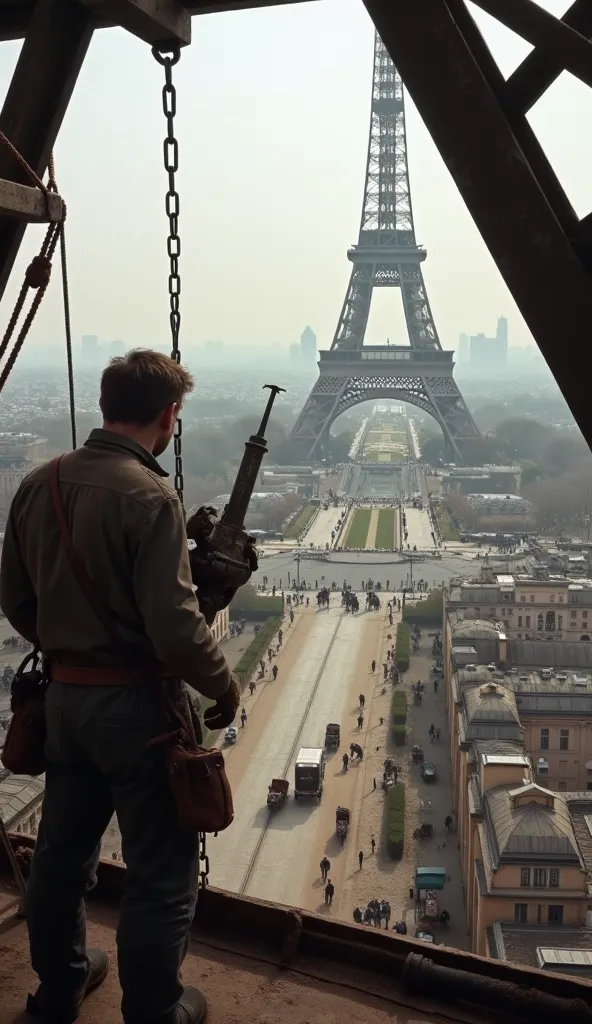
[291,31,480,463]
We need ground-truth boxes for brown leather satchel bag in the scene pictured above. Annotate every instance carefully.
[30,455,234,833]
[1,650,48,776]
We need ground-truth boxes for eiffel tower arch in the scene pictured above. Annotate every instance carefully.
[291,31,479,463]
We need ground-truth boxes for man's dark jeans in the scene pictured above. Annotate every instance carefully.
[27,681,198,1024]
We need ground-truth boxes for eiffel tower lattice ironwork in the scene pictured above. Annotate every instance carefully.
[291,31,480,463]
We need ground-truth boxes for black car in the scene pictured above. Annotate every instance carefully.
[421,761,437,782]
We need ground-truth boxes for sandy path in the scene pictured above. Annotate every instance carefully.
[298,605,384,915]
[335,600,420,925]
[366,508,379,549]
[208,607,342,891]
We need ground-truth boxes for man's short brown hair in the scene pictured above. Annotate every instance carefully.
[100,349,194,425]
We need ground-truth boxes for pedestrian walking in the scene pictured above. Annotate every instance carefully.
[429,724,435,738]
[249,681,255,695]
[320,856,330,881]
[373,776,376,790]
[272,664,278,680]
[342,753,349,772]
[433,678,439,693]
[436,727,441,741]
[357,713,364,730]
[358,850,364,870]
[240,707,247,728]
[371,659,376,672]
[371,837,376,855]
[324,879,335,906]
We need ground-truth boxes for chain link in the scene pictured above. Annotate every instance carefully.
[198,831,210,890]
[152,44,184,504]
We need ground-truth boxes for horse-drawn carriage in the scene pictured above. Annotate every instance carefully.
[413,822,433,840]
[336,806,350,844]
[267,778,289,812]
[325,723,340,750]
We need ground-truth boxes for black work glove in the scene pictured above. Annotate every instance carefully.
[203,674,241,730]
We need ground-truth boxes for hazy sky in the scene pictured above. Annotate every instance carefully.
[1,0,590,356]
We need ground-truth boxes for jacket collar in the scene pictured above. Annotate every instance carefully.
[84,428,168,477]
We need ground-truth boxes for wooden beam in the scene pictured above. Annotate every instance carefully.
[363,0,592,450]
[79,0,191,46]
[0,0,93,302]
[0,179,64,222]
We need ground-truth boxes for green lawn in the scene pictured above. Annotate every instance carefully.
[344,508,372,547]
[375,508,396,549]
[284,504,316,539]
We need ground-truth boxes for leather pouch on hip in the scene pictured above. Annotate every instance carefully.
[1,650,48,777]
[149,696,234,834]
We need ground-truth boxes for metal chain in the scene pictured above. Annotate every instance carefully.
[198,830,210,890]
[152,44,184,505]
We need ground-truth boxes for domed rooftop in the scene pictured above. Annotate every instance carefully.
[485,783,582,866]
[465,682,520,727]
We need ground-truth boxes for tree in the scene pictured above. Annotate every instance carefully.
[495,418,550,462]
[446,492,479,530]
[422,434,445,465]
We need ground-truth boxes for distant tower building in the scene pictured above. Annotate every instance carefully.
[458,333,469,363]
[470,325,508,369]
[496,315,508,364]
[300,326,317,364]
[289,343,301,364]
[109,339,125,356]
[81,335,99,362]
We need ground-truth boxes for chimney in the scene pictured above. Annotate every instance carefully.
[498,630,507,667]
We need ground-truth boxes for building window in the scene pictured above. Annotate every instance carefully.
[571,609,577,619]
[520,595,526,603]
[558,614,563,630]
[550,594,555,603]
[584,610,588,619]
[515,904,528,923]
[548,905,564,924]
[530,595,535,603]
[520,868,531,887]
[559,595,564,602]
[534,868,547,888]
[549,869,560,888]
[558,781,567,791]
[538,758,549,775]
[518,616,523,627]
[560,729,569,750]
[540,729,549,750]
[526,616,531,628]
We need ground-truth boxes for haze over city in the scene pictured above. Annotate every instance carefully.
[0,0,590,364]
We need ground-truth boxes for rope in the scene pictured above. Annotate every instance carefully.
[59,221,76,449]
[0,138,66,398]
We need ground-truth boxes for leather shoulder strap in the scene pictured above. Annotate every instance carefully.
[48,455,122,651]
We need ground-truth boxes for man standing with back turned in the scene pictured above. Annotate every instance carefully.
[0,350,240,1024]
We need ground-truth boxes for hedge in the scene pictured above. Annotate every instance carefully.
[402,588,443,627]
[393,725,407,747]
[233,617,282,684]
[395,620,410,672]
[392,690,407,725]
[386,783,405,860]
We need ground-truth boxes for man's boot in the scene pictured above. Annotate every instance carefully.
[26,948,109,1022]
[175,987,208,1024]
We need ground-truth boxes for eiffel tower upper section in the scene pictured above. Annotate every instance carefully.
[332,32,440,353]
[291,30,478,462]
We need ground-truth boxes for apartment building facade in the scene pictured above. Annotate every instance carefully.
[447,574,592,642]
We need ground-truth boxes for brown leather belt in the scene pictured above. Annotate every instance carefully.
[50,662,164,687]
